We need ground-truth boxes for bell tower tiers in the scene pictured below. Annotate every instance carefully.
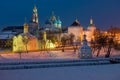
[31,5,38,24]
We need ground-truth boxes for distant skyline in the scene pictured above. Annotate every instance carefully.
[0,0,120,29]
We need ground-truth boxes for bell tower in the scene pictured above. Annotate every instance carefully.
[31,5,38,24]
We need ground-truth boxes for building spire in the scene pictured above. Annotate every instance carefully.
[90,16,93,24]
[31,5,38,24]
[33,5,37,13]
[50,11,56,21]
[83,34,87,45]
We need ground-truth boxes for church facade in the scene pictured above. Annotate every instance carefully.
[13,23,38,52]
[12,5,96,53]
[68,17,96,42]
[68,19,84,42]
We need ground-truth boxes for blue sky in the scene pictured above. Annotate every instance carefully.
[0,0,120,29]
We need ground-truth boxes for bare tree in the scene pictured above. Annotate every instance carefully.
[92,27,118,58]
[23,36,29,53]
[4,39,13,49]
[92,29,107,57]
[17,47,22,59]
[105,26,118,58]
[61,35,67,52]
[69,33,75,45]
[105,38,114,58]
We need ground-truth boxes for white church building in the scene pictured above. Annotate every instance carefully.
[68,17,96,42]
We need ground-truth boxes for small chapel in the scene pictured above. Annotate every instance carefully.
[13,23,38,52]
[78,34,92,59]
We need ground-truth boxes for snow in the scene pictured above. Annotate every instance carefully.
[0,49,120,63]
[0,64,120,80]
[0,50,78,63]
[0,31,15,39]
[0,50,120,80]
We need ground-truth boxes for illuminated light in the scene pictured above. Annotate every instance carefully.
[24,23,29,33]
[13,35,38,52]
[43,32,47,41]
[49,43,55,48]
[55,42,59,47]
[46,40,55,49]
[82,54,85,57]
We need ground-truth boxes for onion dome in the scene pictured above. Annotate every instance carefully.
[57,17,62,24]
[53,19,58,24]
[53,19,57,27]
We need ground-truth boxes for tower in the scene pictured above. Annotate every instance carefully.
[29,5,40,37]
[24,23,29,33]
[90,16,93,25]
[88,16,96,30]
[87,17,96,42]
[31,5,38,24]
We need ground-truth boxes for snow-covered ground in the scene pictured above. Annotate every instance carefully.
[0,49,120,62]
[0,49,120,80]
[0,64,120,80]
[0,50,78,63]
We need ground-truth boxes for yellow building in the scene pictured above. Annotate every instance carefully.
[13,23,38,52]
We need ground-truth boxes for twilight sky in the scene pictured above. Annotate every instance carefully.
[0,0,120,29]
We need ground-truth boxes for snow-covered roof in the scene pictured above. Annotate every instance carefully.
[18,32,37,39]
[0,31,16,39]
